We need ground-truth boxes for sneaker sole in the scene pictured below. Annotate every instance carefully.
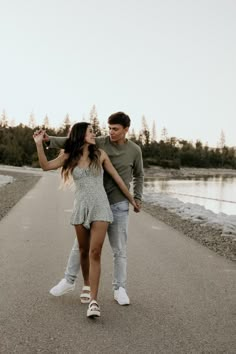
[115,301,130,306]
[49,286,75,297]
[114,297,130,306]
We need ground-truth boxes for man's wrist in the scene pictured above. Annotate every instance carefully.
[134,199,142,207]
[44,140,50,149]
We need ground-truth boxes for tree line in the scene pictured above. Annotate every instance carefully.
[0,107,235,169]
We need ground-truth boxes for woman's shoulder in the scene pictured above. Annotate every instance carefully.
[97,149,108,163]
[98,148,106,156]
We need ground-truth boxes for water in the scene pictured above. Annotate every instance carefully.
[0,175,14,187]
[144,176,236,215]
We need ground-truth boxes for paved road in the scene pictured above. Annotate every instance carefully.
[0,171,235,354]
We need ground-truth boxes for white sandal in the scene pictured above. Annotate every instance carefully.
[80,285,91,304]
[87,300,101,318]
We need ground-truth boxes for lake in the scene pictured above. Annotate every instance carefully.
[144,176,236,215]
[0,175,14,187]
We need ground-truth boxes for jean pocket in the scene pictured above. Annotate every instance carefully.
[111,201,129,213]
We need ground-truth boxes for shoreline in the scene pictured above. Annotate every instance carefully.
[142,202,236,262]
[144,166,236,179]
[143,166,236,262]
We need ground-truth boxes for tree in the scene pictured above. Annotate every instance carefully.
[151,120,157,142]
[101,122,108,136]
[0,110,8,127]
[141,115,150,146]
[160,127,168,142]
[28,112,36,129]
[43,115,50,129]
[63,113,71,127]
[89,105,101,136]
[129,128,137,142]
[59,113,71,135]
[218,129,226,150]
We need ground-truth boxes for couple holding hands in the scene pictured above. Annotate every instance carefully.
[33,112,144,318]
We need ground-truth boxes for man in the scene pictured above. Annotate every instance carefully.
[46,112,144,305]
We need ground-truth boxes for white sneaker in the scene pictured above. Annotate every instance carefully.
[49,278,75,296]
[114,287,130,305]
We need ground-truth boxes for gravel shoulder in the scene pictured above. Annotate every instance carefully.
[0,169,41,221]
[142,202,236,262]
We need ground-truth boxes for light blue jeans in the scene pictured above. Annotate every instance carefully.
[65,200,129,290]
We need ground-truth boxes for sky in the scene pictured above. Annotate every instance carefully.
[0,0,235,147]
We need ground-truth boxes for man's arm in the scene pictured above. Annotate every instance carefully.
[133,148,144,206]
[101,150,138,209]
[47,136,67,149]
[40,131,103,149]
[34,130,67,149]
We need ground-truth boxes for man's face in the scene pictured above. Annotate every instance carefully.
[108,124,129,142]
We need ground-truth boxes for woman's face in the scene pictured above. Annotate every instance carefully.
[84,125,96,145]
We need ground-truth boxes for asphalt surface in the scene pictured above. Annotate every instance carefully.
[0,171,235,354]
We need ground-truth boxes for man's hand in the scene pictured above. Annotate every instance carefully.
[133,199,142,213]
[33,131,44,144]
[33,129,49,142]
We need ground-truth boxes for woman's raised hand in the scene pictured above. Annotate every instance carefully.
[33,130,44,144]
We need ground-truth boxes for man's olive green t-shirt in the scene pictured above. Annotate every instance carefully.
[49,136,144,205]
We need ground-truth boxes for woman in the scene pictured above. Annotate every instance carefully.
[33,122,137,318]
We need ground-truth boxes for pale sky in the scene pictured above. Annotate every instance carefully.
[0,0,235,147]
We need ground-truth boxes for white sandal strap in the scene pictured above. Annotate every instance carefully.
[82,286,90,291]
[89,305,100,313]
[80,293,90,299]
[89,300,99,307]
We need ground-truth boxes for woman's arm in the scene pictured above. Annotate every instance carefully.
[33,132,67,171]
[100,150,138,208]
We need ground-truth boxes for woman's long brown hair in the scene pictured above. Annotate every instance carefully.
[61,122,101,184]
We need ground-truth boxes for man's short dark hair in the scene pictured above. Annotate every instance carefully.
[108,112,131,128]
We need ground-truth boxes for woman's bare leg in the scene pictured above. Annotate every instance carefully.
[89,221,108,301]
[74,225,90,286]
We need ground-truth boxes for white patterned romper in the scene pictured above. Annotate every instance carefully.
[70,166,113,229]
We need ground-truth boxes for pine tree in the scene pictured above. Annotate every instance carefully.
[218,129,226,149]
[161,127,168,142]
[129,128,137,142]
[141,115,150,145]
[89,105,101,136]
[63,113,71,127]
[62,113,71,135]
[101,122,108,136]
[28,112,36,129]
[151,120,157,142]
[0,110,8,127]
[43,115,50,129]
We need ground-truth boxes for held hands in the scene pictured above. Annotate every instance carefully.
[130,198,142,213]
[133,199,142,213]
[33,130,45,144]
[33,129,49,143]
